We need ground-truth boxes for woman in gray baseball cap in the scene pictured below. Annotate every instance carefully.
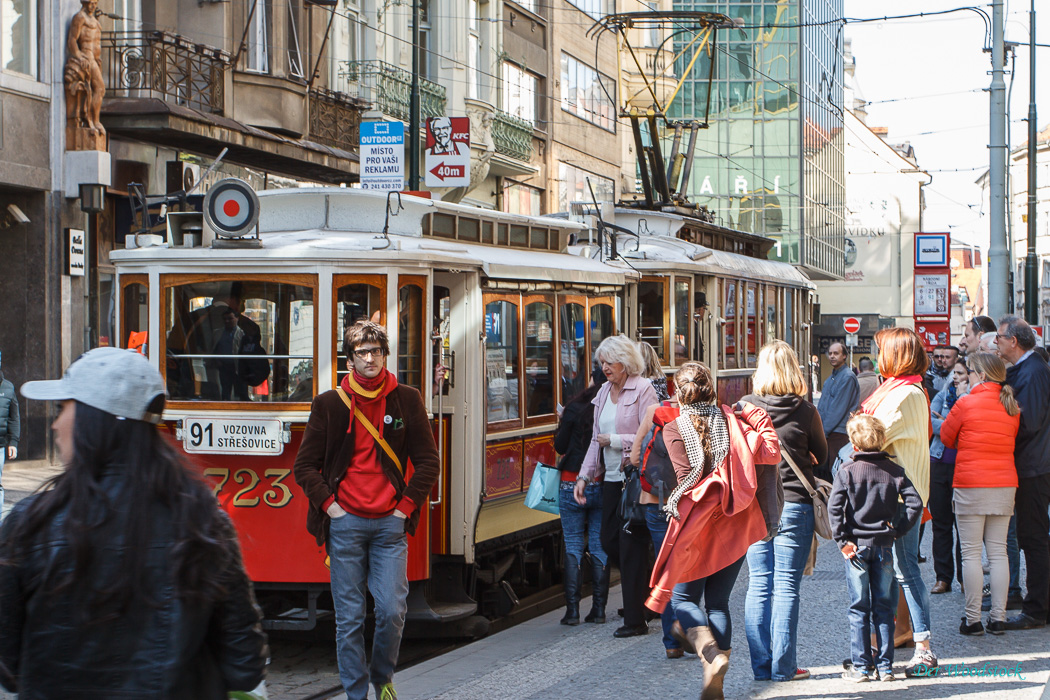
[0,348,267,698]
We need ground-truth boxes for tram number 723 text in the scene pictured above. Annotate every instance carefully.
[204,467,294,508]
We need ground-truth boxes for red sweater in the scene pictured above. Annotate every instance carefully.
[322,371,416,518]
[940,382,1019,489]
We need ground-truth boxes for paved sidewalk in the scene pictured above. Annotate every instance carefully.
[1,459,61,519]
[397,536,1050,700]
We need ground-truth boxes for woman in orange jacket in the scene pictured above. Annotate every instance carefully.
[646,362,780,700]
[939,352,1020,635]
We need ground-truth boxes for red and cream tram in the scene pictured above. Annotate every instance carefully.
[110,184,814,632]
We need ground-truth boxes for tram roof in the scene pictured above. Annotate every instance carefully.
[569,208,814,289]
[111,188,635,286]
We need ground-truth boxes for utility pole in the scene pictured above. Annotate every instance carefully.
[987,0,1010,320]
[409,0,421,190]
[1024,0,1039,324]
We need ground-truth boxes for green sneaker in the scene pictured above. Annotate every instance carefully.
[376,682,398,700]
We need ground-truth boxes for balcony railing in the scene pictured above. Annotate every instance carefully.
[308,88,365,152]
[339,60,446,123]
[102,31,231,114]
[493,110,534,162]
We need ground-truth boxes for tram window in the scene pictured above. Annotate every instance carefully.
[747,284,759,368]
[482,221,494,244]
[433,213,456,239]
[590,302,614,350]
[767,287,778,342]
[497,223,509,246]
[510,224,528,248]
[485,298,520,424]
[560,301,587,402]
[433,286,451,398]
[398,282,425,392]
[674,278,690,365]
[459,217,480,242]
[335,280,385,386]
[785,290,794,346]
[164,279,315,403]
[529,227,547,249]
[724,280,738,369]
[121,280,148,353]
[524,300,555,418]
[638,279,666,361]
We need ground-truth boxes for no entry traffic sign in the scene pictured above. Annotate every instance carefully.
[843,317,861,334]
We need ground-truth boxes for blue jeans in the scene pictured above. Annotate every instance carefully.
[328,512,409,700]
[745,502,815,680]
[559,481,606,566]
[671,556,745,650]
[844,544,896,674]
[1008,514,1021,597]
[644,504,678,650]
[890,504,933,642]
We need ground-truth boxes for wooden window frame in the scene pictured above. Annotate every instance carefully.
[118,273,148,350]
[587,297,617,360]
[332,273,388,388]
[397,274,428,395]
[672,275,692,367]
[559,294,588,408]
[522,292,558,428]
[159,272,318,410]
[638,275,671,365]
[484,291,523,433]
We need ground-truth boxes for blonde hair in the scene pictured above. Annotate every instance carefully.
[847,413,886,452]
[967,352,1020,416]
[752,340,808,397]
[637,341,663,380]
[595,335,645,377]
[874,327,929,378]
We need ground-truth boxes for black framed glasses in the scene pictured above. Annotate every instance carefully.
[352,347,386,359]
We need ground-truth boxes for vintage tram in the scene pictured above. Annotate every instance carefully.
[109,185,814,633]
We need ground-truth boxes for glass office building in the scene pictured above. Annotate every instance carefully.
[667,0,845,279]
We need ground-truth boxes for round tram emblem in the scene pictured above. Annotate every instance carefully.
[204,178,260,238]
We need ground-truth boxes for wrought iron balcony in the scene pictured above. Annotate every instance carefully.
[101,31,231,114]
[339,60,446,123]
[308,88,365,152]
[492,110,534,162]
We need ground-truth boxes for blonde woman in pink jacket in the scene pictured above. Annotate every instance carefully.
[575,335,660,640]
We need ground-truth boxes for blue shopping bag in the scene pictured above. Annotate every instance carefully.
[524,462,560,515]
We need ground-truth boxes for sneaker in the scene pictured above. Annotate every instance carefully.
[877,669,896,682]
[904,648,938,678]
[986,619,1006,636]
[791,668,810,680]
[376,683,398,700]
[842,667,871,682]
[959,617,985,636]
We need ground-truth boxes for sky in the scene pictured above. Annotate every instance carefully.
[843,0,1050,249]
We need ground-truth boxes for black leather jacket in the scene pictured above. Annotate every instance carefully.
[0,474,267,699]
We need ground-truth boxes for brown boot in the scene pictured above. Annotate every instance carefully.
[688,626,730,700]
[672,620,696,654]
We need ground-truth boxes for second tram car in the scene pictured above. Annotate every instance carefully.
[110,186,814,632]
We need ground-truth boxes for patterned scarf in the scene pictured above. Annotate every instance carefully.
[664,402,730,520]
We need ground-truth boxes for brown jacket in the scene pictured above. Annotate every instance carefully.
[293,386,440,545]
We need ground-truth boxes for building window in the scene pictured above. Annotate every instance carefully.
[467,0,480,99]
[558,163,613,212]
[330,1,360,93]
[418,0,432,80]
[502,61,537,124]
[503,181,542,216]
[246,0,270,73]
[560,53,615,132]
[287,0,304,78]
[566,0,612,21]
[113,0,142,34]
[1,0,37,77]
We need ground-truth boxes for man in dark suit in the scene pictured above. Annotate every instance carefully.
[997,316,1050,629]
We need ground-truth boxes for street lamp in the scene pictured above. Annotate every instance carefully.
[79,183,106,214]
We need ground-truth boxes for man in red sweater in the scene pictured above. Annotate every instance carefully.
[294,321,440,700]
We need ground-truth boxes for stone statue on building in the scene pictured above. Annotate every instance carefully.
[65,0,106,151]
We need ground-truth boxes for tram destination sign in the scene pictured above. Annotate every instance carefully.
[183,416,284,455]
[360,121,405,191]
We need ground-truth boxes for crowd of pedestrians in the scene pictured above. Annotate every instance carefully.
[549,313,1050,698]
